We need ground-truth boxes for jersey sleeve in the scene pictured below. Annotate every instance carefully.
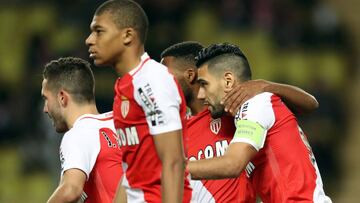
[231,92,275,151]
[59,129,100,179]
[134,65,183,135]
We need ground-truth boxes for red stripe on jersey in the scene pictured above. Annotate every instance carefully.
[250,94,322,202]
[186,110,256,202]
[113,54,192,202]
[80,122,122,202]
[131,57,150,76]
[80,116,113,121]
[93,170,112,203]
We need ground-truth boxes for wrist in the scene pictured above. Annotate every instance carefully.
[262,80,274,93]
[185,159,189,172]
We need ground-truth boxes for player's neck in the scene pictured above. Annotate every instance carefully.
[65,103,99,129]
[189,84,206,115]
[114,45,145,76]
[189,98,206,115]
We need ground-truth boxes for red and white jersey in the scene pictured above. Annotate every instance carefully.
[187,109,256,203]
[113,53,192,203]
[59,112,122,203]
[233,92,332,203]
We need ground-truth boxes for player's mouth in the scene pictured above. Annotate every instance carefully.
[203,100,210,106]
[89,50,97,58]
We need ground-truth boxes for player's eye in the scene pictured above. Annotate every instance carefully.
[95,29,104,35]
[199,81,207,87]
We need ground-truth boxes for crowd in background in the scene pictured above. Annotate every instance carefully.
[0,0,357,202]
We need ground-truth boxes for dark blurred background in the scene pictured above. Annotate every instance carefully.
[0,0,359,202]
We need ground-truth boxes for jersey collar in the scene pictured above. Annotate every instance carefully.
[129,52,150,76]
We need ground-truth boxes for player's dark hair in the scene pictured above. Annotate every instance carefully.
[160,41,204,105]
[195,43,252,81]
[43,57,95,104]
[95,0,149,43]
[161,41,204,66]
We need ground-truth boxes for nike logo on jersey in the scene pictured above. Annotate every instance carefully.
[116,126,140,146]
[188,140,229,161]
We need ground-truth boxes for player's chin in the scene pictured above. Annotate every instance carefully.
[55,127,67,133]
[209,106,225,119]
[55,124,68,133]
[93,58,111,67]
[92,58,104,66]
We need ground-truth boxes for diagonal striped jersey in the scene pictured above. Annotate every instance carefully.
[113,53,193,202]
[232,92,332,203]
[60,112,122,203]
[187,109,256,203]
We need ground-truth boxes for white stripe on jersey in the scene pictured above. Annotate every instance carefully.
[190,180,215,203]
[313,163,332,203]
[122,162,146,203]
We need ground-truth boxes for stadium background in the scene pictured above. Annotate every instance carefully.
[0,0,359,202]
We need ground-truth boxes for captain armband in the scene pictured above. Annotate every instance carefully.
[232,120,266,151]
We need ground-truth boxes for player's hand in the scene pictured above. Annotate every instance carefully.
[221,79,270,116]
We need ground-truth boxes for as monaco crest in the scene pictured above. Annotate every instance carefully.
[121,96,129,118]
[210,118,221,134]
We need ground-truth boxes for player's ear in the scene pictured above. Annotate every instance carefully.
[123,28,135,45]
[58,89,69,107]
[224,71,235,91]
[184,68,197,84]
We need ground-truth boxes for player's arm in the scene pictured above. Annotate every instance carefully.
[153,129,186,203]
[47,169,86,203]
[188,142,257,179]
[137,68,187,202]
[51,129,99,203]
[113,176,127,203]
[221,79,318,115]
[188,114,267,180]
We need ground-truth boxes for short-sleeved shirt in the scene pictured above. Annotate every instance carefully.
[232,92,332,203]
[113,53,193,203]
[187,109,256,203]
[60,112,122,203]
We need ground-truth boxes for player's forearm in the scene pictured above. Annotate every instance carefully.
[264,82,319,114]
[161,159,186,203]
[47,184,82,203]
[188,155,244,180]
[113,179,127,203]
[153,130,186,202]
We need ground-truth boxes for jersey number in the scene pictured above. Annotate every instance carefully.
[100,128,118,148]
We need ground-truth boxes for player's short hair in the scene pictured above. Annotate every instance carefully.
[161,41,204,72]
[195,43,252,81]
[95,0,149,43]
[43,57,95,104]
[161,41,204,62]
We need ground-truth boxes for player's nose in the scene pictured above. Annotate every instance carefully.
[197,87,206,100]
[43,104,48,113]
[85,33,94,46]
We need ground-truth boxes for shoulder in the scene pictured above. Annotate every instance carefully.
[235,92,277,129]
[144,59,169,73]
[132,60,181,102]
[62,127,93,147]
[63,113,115,144]
[133,59,174,83]
[76,112,115,131]
[244,92,274,108]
